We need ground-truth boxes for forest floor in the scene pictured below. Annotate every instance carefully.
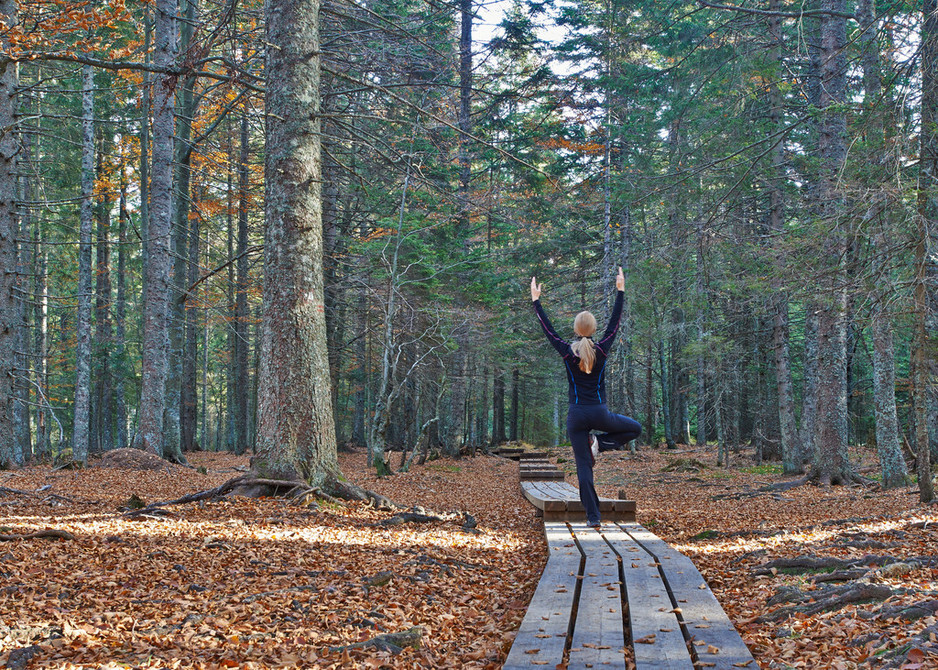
[0,443,936,669]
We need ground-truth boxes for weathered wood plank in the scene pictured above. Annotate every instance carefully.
[521,482,635,521]
[568,523,627,669]
[521,481,567,512]
[603,525,694,669]
[618,523,756,669]
[503,522,582,670]
[520,471,566,481]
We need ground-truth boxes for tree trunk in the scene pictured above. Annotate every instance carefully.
[659,341,675,449]
[169,0,199,456]
[509,368,520,442]
[135,0,177,459]
[234,112,250,455]
[767,0,801,473]
[914,0,938,502]
[800,306,819,463]
[352,286,367,447]
[457,0,472,237]
[491,369,505,445]
[644,343,654,446]
[811,0,851,485]
[34,214,49,457]
[253,0,339,487]
[72,63,95,465]
[14,129,31,462]
[115,168,129,450]
[224,121,236,452]
[857,0,907,489]
[0,0,16,466]
[92,133,113,454]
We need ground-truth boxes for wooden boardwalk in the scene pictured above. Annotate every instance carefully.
[506,455,755,670]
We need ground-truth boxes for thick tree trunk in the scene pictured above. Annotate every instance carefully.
[766,0,801,473]
[857,0,907,489]
[914,0,938,502]
[14,132,31,462]
[72,63,95,465]
[254,0,339,487]
[171,0,199,455]
[811,0,851,485]
[135,0,177,459]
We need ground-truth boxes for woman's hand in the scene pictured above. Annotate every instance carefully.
[616,267,624,292]
[530,276,542,301]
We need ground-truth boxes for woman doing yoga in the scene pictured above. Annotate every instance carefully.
[530,268,641,529]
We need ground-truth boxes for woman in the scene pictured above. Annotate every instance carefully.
[530,268,641,529]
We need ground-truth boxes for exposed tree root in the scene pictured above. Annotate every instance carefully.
[0,486,33,497]
[380,508,478,531]
[0,529,75,542]
[754,553,938,577]
[759,582,902,622]
[860,621,938,668]
[329,626,424,655]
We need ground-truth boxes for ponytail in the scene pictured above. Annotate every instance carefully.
[572,311,598,373]
[572,338,596,373]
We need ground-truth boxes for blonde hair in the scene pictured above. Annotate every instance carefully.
[571,311,597,373]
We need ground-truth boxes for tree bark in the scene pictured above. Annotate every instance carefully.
[254,0,339,487]
[457,0,472,237]
[491,369,505,445]
[766,0,801,473]
[858,0,907,489]
[72,63,95,465]
[13,128,30,462]
[115,167,129,450]
[2,27,22,464]
[914,0,938,502]
[233,112,250,455]
[92,132,113,454]
[811,0,851,485]
[509,368,520,442]
[135,0,177,459]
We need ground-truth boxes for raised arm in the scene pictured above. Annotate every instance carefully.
[597,268,625,353]
[530,276,572,359]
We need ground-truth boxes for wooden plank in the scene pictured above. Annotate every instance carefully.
[619,523,756,669]
[503,522,582,670]
[520,482,567,513]
[603,526,694,669]
[568,523,626,669]
[520,471,566,481]
[519,451,549,460]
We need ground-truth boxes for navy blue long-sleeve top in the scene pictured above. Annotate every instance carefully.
[533,290,624,405]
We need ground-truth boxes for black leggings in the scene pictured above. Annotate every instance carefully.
[566,403,642,525]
